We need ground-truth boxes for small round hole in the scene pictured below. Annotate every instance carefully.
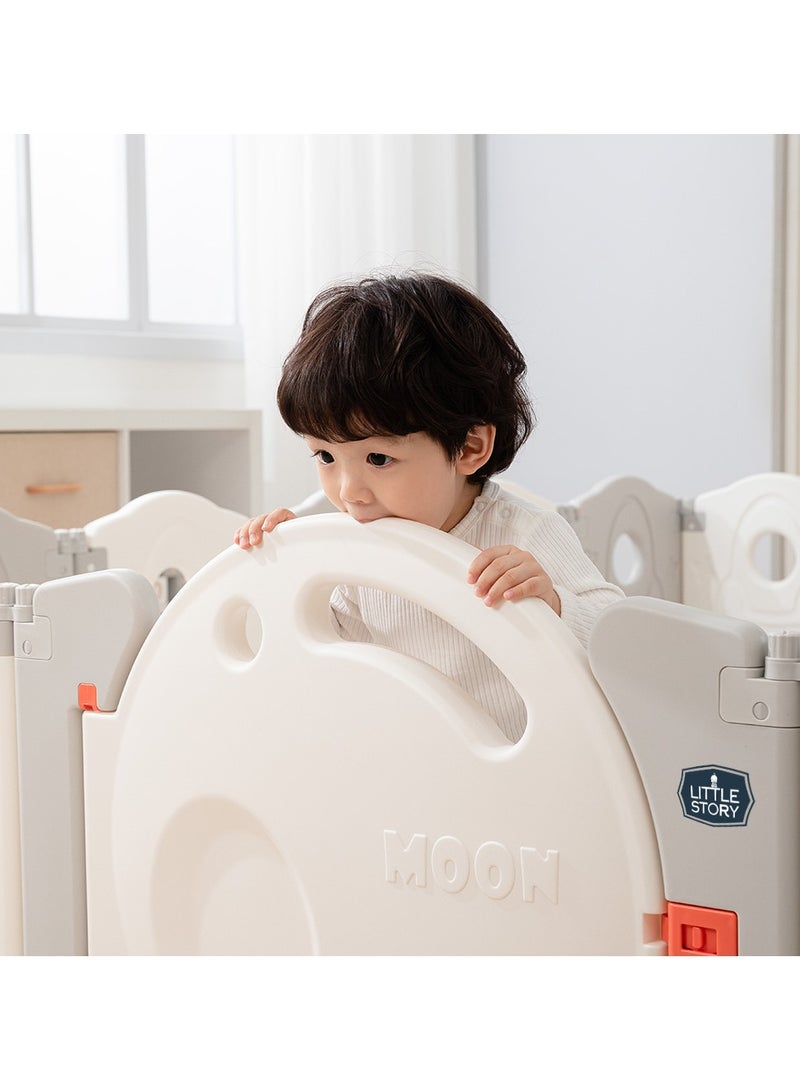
[611,533,643,588]
[214,598,263,665]
[751,532,797,582]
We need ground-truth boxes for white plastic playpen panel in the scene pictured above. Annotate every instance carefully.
[0,644,22,954]
[558,472,800,633]
[4,476,800,954]
[0,490,246,955]
[683,473,800,631]
[84,516,665,955]
[85,490,245,609]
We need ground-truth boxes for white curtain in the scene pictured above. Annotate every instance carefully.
[235,134,478,510]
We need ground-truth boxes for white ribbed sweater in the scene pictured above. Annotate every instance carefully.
[329,480,624,743]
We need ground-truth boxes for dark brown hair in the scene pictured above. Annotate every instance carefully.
[277,272,535,483]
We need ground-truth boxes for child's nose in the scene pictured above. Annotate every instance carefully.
[339,469,371,503]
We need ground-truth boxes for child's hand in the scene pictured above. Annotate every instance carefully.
[234,508,297,549]
[467,545,561,615]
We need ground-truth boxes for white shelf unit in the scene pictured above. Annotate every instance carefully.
[0,409,263,522]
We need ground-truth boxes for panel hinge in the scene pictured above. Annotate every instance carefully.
[679,500,705,532]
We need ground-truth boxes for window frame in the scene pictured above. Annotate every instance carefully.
[0,134,242,361]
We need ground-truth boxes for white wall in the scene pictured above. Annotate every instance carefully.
[481,135,777,504]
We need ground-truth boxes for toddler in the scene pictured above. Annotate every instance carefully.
[236,272,623,741]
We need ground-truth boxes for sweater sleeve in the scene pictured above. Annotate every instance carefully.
[329,583,374,644]
[521,509,625,650]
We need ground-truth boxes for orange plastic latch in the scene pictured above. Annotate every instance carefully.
[661,901,738,956]
[78,682,102,712]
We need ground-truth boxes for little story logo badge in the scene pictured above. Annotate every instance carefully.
[678,765,754,827]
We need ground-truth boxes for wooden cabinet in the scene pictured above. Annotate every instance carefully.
[0,431,118,528]
[0,410,262,529]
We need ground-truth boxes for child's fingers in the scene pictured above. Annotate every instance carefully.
[262,509,297,533]
[234,517,264,549]
[467,545,560,609]
[470,549,537,600]
[480,563,538,605]
[466,545,519,585]
[502,579,561,616]
[234,509,296,549]
[501,574,550,602]
[492,569,557,609]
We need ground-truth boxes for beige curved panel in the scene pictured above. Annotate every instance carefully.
[684,473,800,630]
[84,515,664,955]
[565,476,681,599]
[85,490,246,609]
[0,652,22,954]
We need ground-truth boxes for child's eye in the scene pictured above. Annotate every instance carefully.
[313,450,335,465]
[366,453,393,467]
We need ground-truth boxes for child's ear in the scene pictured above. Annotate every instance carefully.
[456,424,496,476]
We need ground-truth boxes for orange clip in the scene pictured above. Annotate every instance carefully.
[661,901,738,956]
[78,682,103,712]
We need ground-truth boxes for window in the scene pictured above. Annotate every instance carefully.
[0,134,241,360]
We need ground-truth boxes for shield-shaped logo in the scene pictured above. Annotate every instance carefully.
[678,765,754,827]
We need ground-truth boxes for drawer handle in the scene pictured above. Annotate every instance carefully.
[25,482,82,495]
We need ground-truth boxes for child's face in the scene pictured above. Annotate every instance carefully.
[305,431,483,532]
